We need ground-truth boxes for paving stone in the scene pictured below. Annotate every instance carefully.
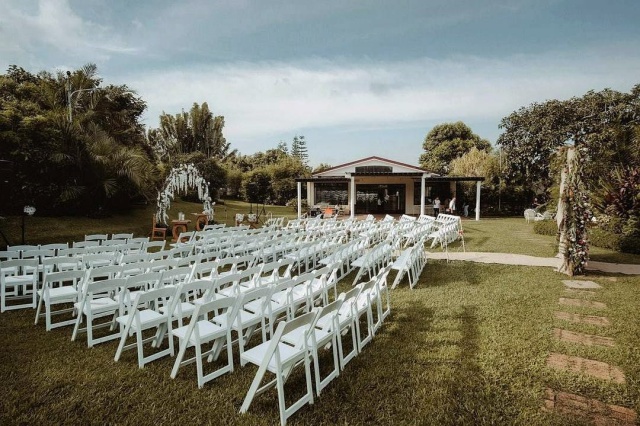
[554,311,611,326]
[563,288,597,298]
[558,298,607,310]
[544,388,637,425]
[552,328,615,347]
[547,353,625,383]
[563,280,602,289]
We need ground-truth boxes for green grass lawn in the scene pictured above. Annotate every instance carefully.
[0,212,638,424]
[1,261,637,425]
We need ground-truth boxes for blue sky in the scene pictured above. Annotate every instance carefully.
[2,0,639,167]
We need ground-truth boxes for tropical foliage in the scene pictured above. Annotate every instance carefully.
[0,64,156,215]
[419,121,491,174]
[497,84,640,267]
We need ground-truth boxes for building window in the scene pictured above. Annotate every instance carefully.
[354,165,392,173]
[314,183,348,205]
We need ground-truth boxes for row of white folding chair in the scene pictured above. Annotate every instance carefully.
[0,258,39,312]
[391,238,424,289]
[351,240,393,285]
[239,270,388,426]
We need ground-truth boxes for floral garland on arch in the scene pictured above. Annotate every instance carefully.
[156,163,213,225]
[557,146,594,276]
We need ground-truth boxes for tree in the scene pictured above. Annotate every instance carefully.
[497,84,640,274]
[313,163,332,174]
[290,135,308,165]
[149,102,232,161]
[0,64,156,215]
[419,122,490,174]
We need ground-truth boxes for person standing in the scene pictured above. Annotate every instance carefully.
[433,197,441,216]
[449,196,457,214]
[463,202,469,217]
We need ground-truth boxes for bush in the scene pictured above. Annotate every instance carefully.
[620,235,640,254]
[589,227,622,251]
[286,198,308,212]
[533,220,557,236]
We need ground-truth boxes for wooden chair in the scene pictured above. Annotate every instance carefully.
[151,215,167,241]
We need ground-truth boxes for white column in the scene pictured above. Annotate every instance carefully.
[349,174,355,219]
[475,181,481,221]
[420,174,426,216]
[297,181,302,219]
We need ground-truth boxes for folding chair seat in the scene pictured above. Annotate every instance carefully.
[72,277,126,347]
[158,266,193,289]
[170,296,238,388]
[190,260,218,281]
[142,240,166,252]
[240,310,318,426]
[1,259,39,312]
[0,251,20,274]
[100,239,122,247]
[82,253,116,269]
[34,269,85,329]
[167,244,195,259]
[159,279,214,327]
[218,265,262,297]
[218,287,270,365]
[114,286,177,368]
[175,253,201,268]
[147,258,178,274]
[121,272,162,311]
[284,300,342,396]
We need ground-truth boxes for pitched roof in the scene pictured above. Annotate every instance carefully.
[313,156,430,177]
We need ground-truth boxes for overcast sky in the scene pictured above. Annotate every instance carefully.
[2,0,639,166]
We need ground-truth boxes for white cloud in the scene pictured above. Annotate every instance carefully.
[127,44,640,149]
[0,0,138,66]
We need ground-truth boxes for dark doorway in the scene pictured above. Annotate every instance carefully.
[355,184,405,214]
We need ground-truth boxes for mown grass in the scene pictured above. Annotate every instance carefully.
[1,261,637,425]
[0,199,298,246]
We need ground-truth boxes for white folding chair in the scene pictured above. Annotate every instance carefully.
[334,287,361,370]
[1,259,38,312]
[286,299,342,395]
[85,234,108,242]
[34,269,85,330]
[72,277,126,347]
[170,296,238,388]
[114,286,176,368]
[240,310,318,426]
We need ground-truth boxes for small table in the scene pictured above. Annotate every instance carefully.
[191,213,209,231]
[171,220,191,242]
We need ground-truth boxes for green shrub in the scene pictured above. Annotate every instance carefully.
[589,227,621,251]
[620,235,640,254]
[533,220,556,236]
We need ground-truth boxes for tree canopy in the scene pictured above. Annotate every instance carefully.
[419,121,491,175]
[0,64,155,215]
[148,102,232,161]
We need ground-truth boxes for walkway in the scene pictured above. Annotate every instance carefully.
[426,251,640,275]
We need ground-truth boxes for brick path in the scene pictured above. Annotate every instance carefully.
[543,278,637,423]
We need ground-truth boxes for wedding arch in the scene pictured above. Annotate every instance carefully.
[156,163,213,225]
